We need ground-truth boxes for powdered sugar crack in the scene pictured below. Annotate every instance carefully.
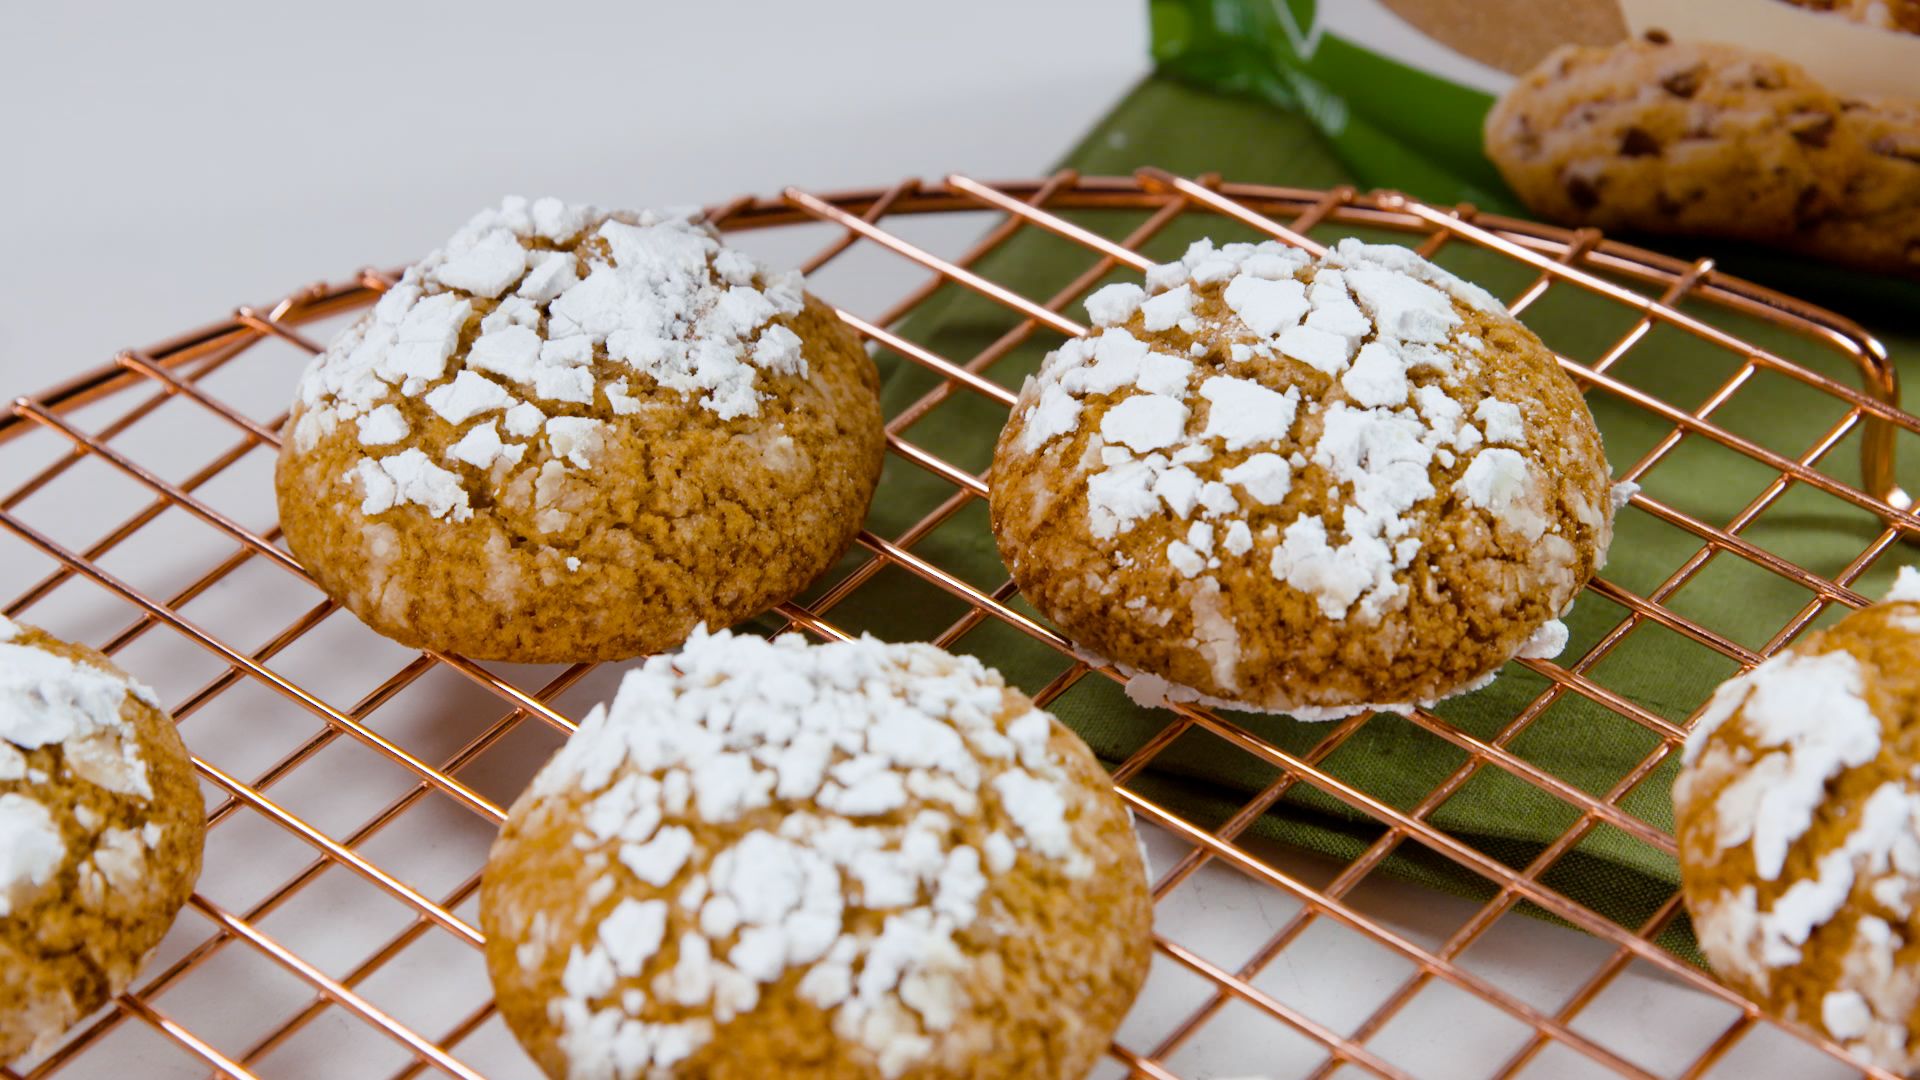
[0,626,174,915]
[294,197,818,527]
[1016,237,1574,679]
[518,628,1095,1079]
[1676,602,1920,1072]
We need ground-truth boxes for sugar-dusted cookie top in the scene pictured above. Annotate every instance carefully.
[0,617,205,1061]
[479,628,1150,1079]
[277,198,885,662]
[1676,569,1920,1075]
[292,198,831,522]
[992,237,1623,718]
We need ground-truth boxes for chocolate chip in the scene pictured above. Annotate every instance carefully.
[1787,111,1836,148]
[1872,134,1920,164]
[1794,185,1824,224]
[1654,191,1685,218]
[1565,174,1601,211]
[1661,66,1703,98]
[1620,127,1661,157]
[1644,28,1671,44]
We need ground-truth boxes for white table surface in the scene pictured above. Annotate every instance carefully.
[0,5,1854,1078]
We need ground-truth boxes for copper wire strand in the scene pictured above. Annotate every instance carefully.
[0,175,1909,1079]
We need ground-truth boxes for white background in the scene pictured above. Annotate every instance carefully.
[0,5,1855,1079]
[0,0,1148,392]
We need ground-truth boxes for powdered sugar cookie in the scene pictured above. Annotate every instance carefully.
[1675,569,1920,1075]
[0,617,205,1062]
[277,197,886,663]
[479,628,1150,1079]
[991,238,1623,719]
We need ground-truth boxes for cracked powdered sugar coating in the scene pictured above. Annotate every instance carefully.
[1028,238,1548,622]
[1886,565,1920,603]
[1674,598,1920,1076]
[993,236,1618,718]
[277,196,887,666]
[0,793,63,917]
[292,197,817,524]
[0,621,209,1063]
[1681,650,1880,881]
[482,628,1149,1079]
[0,637,160,805]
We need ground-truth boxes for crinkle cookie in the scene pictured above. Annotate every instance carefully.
[479,629,1150,1080]
[1484,38,1920,272]
[1676,569,1920,1076]
[990,238,1623,720]
[277,197,886,663]
[0,617,205,1062]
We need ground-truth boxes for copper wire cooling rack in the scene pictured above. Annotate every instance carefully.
[1,171,1915,1080]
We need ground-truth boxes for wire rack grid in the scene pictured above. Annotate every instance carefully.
[0,170,1914,1080]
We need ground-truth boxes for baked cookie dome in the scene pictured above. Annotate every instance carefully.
[479,629,1150,1079]
[990,238,1621,719]
[0,617,205,1061]
[277,197,886,663]
[1676,570,1920,1075]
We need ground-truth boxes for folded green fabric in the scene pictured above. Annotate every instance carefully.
[782,76,1920,966]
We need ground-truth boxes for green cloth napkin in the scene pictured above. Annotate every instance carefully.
[777,76,1920,965]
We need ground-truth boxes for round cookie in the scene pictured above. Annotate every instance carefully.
[479,628,1150,1080]
[278,197,886,663]
[990,238,1620,719]
[1675,569,1920,1075]
[0,616,205,1062]
[1484,39,1862,246]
